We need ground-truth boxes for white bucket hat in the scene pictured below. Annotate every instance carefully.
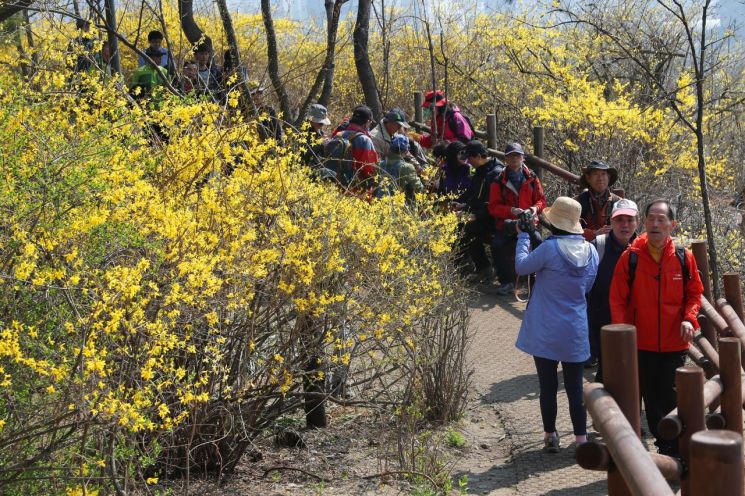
[542,196,583,235]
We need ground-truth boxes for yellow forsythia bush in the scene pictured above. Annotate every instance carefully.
[0,66,459,492]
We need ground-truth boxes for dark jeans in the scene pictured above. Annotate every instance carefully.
[638,350,687,454]
[491,228,517,284]
[533,356,587,435]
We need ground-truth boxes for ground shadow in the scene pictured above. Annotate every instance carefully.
[453,442,595,495]
[466,287,528,320]
[480,373,540,405]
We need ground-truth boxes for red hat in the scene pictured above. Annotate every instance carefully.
[422,90,447,108]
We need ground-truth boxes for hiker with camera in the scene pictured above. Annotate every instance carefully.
[514,196,598,453]
[487,143,546,295]
[609,199,704,458]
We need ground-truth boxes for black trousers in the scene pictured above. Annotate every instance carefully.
[638,349,687,453]
[491,228,517,284]
[461,219,494,272]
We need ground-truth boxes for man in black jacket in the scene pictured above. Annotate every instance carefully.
[457,140,504,283]
[586,198,639,378]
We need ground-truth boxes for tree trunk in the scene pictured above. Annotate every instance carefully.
[23,10,38,73]
[178,0,203,44]
[260,0,292,121]
[103,0,121,74]
[319,0,344,107]
[0,0,34,24]
[294,0,346,126]
[694,0,721,299]
[215,0,258,116]
[353,0,382,120]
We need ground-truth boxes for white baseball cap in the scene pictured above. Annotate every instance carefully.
[611,199,639,219]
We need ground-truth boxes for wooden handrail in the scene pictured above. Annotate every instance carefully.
[584,383,674,496]
[409,115,581,184]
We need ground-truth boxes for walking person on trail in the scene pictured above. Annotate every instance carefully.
[487,142,546,295]
[575,160,623,242]
[586,199,639,381]
[609,199,704,458]
[514,196,598,453]
[410,90,475,148]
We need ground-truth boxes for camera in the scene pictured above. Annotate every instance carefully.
[504,209,542,249]
[517,209,536,233]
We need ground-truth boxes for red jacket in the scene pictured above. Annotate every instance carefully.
[609,234,704,352]
[487,166,546,231]
[332,123,379,181]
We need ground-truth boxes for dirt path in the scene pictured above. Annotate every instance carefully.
[189,290,611,495]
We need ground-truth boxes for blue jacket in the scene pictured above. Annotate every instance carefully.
[514,233,598,362]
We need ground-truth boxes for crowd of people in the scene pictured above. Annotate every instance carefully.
[67,24,706,460]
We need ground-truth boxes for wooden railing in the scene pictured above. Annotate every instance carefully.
[576,240,745,495]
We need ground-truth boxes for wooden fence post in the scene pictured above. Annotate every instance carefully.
[676,365,706,496]
[414,91,423,123]
[691,240,711,303]
[486,114,497,150]
[723,273,744,322]
[601,324,639,495]
[718,337,743,436]
[689,430,743,496]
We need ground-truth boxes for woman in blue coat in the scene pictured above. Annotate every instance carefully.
[515,196,598,453]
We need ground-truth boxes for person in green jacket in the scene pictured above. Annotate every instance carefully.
[378,134,424,204]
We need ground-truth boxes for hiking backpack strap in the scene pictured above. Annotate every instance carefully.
[627,246,690,302]
[595,234,607,262]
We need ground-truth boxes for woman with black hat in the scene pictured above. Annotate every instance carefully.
[574,160,622,242]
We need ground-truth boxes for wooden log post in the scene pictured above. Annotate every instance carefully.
[691,240,711,302]
[723,273,744,322]
[532,126,544,181]
[716,298,745,365]
[658,375,723,440]
[486,114,497,150]
[718,337,743,435]
[689,430,743,496]
[690,332,719,376]
[675,366,706,496]
[699,297,731,337]
[576,441,683,481]
[601,324,640,495]
[584,384,674,496]
[697,313,718,353]
[414,91,423,124]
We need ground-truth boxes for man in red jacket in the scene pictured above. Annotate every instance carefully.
[609,199,704,457]
[487,143,546,295]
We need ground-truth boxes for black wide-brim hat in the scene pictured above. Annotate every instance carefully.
[580,160,618,189]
